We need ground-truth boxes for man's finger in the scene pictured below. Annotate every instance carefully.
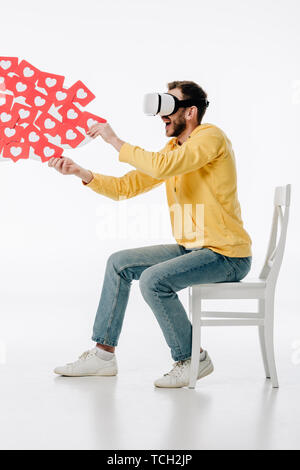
[61,160,69,172]
[90,131,99,138]
[87,124,100,134]
[53,158,63,169]
[51,158,59,167]
[48,157,56,167]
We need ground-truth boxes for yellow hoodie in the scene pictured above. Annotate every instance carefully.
[84,123,252,258]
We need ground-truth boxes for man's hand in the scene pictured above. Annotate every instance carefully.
[48,157,93,184]
[87,122,117,143]
[87,122,125,151]
[48,156,79,175]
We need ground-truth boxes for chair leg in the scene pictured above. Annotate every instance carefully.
[264,296,279,388]
[258,299,270,378]
[188,291,201,389]
[258,325,270,379]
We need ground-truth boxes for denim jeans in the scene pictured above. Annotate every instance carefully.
[92,244,252,361]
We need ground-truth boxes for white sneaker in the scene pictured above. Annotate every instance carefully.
[154,351,214,388]
[54,348,118,377]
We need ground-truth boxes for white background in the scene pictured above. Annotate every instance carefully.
[0,0,299,450]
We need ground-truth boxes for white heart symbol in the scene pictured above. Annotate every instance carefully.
[10,146,22,157]
[0,97,6,106]
[19,109,30,119]
[0,60,11,70]
[56,91,67,101]
[66,130,76,140]
[67,109,78,119]
[44,147,55,157]
[35,96,46,107]
[4,128,16,137]
[1,112,11,122]
[87,118,98,128]
[29,131,39,142]
[46,78,57,87]
[44,118,55,129]
[16,82,27,93]
[77,88,87,99]
[23,66,34,78]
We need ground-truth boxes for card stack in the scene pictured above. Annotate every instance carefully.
[0,56,106,163]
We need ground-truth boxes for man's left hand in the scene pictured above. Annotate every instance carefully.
[87,122,117,143]
[87,122,125,151]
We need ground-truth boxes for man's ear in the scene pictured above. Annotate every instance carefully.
[186,106,197,121]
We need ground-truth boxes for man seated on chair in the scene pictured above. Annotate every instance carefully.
[48,80,252,388]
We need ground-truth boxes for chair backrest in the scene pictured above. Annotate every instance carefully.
[259,184,291,286]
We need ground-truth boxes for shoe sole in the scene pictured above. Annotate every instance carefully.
[197,362,214,382]
[155,361,214,388]
[54,369,118,377]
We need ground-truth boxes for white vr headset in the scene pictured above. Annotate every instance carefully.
[143,92,209,117]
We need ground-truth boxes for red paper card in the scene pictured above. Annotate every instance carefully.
[0,124,24,144]
[23,124,47,147]
[58,102,83,124]
[0,94,13,111]
[0,57,19,75]
[25,90,53,113]
[0,110,19,128]
[32,140,63,162]
[52,88,73,107]
[38,71,65,94]
[69,80,95,107]
[17,60,42,83]
[11,103,38,126]
[35,112,62,136]
[78,111,107,132]
[5,75,34,98]
[59,124,85,148]
[3,142,30,162]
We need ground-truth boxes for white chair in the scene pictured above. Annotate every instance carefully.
[188,184,291,389]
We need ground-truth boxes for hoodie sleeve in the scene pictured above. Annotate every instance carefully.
[118,127,224,179]
[82,142,171,201]
[82,168,165,201]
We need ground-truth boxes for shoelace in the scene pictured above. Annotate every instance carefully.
[67,349,96,366]
[164,359,191,378]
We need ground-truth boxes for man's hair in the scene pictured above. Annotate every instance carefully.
[167,80,208,125]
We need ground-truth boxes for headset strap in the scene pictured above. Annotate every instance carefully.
[177,98,209,108]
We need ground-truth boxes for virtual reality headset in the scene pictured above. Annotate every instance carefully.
[143,92,209,117]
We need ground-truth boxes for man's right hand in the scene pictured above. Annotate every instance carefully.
[48,157,93,184]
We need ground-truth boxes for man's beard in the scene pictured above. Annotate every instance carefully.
[170,111,186,137]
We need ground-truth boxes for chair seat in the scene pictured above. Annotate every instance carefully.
[192,277,267,299]
[196,277,266,288]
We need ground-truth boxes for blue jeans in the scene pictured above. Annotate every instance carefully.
[92,244,252,362]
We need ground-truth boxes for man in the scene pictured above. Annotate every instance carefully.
[49,81,252,388]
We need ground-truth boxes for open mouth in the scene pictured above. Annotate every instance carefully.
[165,121,171,129]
